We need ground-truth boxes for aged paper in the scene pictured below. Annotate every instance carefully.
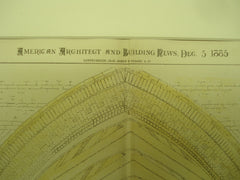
[0,38,240,179]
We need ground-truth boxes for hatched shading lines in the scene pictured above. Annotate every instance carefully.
[0,68,239,180]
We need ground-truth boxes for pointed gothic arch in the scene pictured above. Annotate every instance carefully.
[0,68,239,179]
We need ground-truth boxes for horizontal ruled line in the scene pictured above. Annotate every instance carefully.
[0,62,240,66]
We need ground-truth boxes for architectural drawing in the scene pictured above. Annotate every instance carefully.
[0,67,239,180]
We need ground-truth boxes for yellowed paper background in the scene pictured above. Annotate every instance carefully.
[0,38,239,179]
